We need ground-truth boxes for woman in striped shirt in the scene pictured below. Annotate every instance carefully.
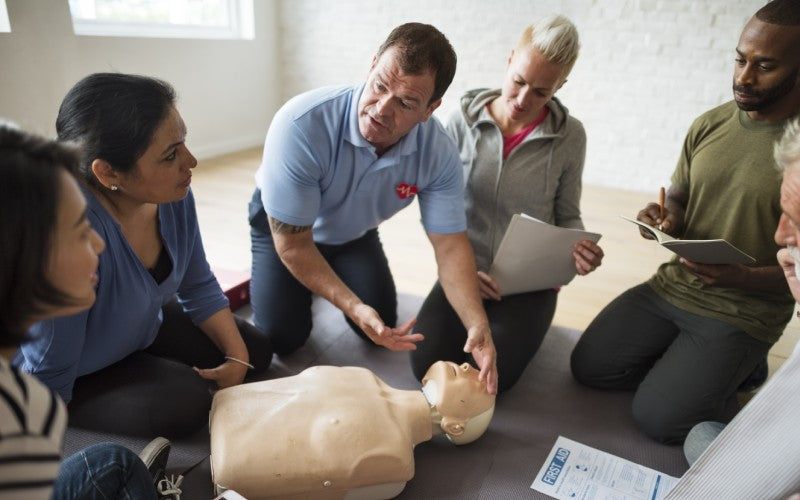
[0,123,161,499]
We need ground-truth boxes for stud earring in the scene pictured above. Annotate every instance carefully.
[110,185,118,191]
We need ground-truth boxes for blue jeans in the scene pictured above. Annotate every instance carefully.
[250,222,397,355]
[53,443,156,500]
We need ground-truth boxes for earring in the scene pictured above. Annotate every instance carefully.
[110,185,118,191]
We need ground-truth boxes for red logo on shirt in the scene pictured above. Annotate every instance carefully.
[396,183,419,199]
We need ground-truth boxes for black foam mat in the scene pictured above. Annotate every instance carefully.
[64,294,687,498]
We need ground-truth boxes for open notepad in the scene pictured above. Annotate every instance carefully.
[488,214,602,296]
[620,215,756,265]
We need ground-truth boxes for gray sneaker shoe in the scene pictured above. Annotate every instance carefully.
[157,474,184,500]
[139,437,171,488]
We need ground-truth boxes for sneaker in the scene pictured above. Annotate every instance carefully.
[157,474,183,500]
[157,455,207,500]
[737,357,769,392]
[139,437,171,488]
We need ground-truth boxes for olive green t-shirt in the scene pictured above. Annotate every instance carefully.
[648,101,795,344]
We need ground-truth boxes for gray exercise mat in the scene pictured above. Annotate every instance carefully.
[64,293,687,498]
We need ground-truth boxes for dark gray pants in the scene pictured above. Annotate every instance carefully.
[570,283,771,443]
[68,298,272,438]
[410,281,557,393]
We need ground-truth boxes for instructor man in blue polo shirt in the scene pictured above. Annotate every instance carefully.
[248,22,498,393]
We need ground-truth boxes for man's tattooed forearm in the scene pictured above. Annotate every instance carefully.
[268,217,312,234]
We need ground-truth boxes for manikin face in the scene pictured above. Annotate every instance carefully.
[422,361,495,444]
[733,17,800,118]
[357,46,441,155]
[775,166,800,303]
[422,361,495,419]
[46,171,105,317]
[498,46,565,124]
[116,106,197,204]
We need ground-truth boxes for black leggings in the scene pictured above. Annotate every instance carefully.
[68,298,272,438]
[410,281,557,393]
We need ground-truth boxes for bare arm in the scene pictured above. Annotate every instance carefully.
[427,231,497,394]
[678,260,789,293]
[194,308,250,388]
[269,216,422,351]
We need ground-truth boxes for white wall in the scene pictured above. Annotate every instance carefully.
[0,0,280,159]
[276,0,763,192]
[0,0,766,190]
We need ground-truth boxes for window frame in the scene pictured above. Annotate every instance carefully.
[68,0,254,40]
[0,0,10,33]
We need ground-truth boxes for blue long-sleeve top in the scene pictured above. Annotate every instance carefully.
[14,187,229,402]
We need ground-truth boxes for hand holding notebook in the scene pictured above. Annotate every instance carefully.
[488,214,602,296]
[620,215,756,265]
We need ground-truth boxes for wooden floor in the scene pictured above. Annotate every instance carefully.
[192,147,798,375]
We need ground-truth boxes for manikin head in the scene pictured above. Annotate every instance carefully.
[422,361,496,445]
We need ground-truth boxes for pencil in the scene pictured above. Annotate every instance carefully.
[658,186,665,230]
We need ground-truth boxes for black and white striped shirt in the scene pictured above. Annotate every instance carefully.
[0,357,66,499]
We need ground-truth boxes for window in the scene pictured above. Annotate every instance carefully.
[67,0,254,40]
[0,0,10,33]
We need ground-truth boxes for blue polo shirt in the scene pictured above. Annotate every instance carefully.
[255,83,466,245]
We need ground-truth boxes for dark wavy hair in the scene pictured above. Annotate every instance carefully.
[0,123,82,347]
[55,73,176,187]
[376,22,457,105]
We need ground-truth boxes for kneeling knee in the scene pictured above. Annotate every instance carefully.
[631,393,689,444]
[257,319,311,356]
[570,342,605,387]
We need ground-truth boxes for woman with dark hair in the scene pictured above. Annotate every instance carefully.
[0,122,169,499]
[14,73,272,438]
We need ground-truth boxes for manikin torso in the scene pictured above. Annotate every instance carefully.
[210,366,435,500]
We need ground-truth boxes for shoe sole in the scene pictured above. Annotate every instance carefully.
[139,437,171,480]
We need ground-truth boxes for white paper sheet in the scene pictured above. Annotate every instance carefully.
[489,214,602,295]
[531,436,677,500]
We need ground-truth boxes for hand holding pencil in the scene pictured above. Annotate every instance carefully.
[636,185,680,239]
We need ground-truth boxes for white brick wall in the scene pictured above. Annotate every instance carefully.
[276,0,762,193]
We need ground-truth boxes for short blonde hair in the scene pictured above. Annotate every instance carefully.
[775,118,800,171]
[517,15,580,79]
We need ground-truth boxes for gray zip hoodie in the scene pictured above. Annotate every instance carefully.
[444,88,587,271]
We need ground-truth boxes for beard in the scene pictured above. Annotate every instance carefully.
[733,71,798,111]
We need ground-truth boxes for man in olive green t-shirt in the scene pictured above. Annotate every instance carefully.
[571,0,800,444]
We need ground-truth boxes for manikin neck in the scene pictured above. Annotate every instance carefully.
[383,388,435,445]
[422,381,445,437]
